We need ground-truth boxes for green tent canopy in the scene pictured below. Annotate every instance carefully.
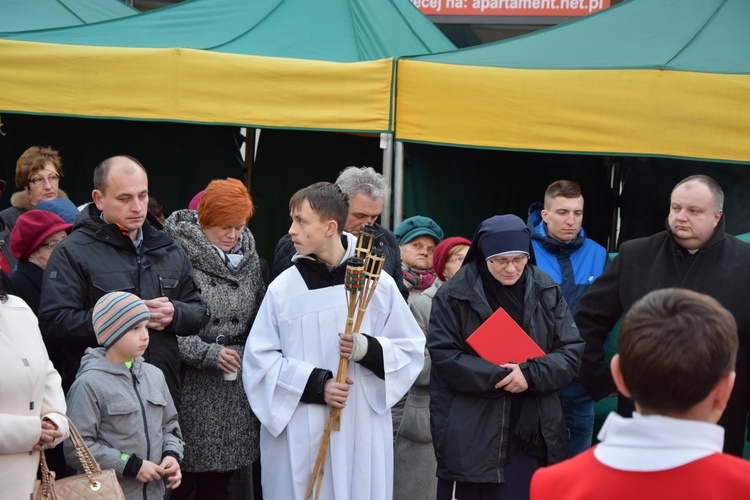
[0,0,455,133]
[395,0,750,163]
[0,0,137,32]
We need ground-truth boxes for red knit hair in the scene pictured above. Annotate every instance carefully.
[197,178,254,228]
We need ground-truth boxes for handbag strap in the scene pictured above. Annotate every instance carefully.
[36,416,109,498]
[64,415,103,475]
[38,449,54,500]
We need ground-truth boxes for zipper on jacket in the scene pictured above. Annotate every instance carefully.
[136,256,142,296]
[131,368,152,500]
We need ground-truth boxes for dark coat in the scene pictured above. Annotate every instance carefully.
[38,204,208,406]
[574,217,750,456]
[9,260,43,315]
[428,261,583,483]
[270,223,409,301]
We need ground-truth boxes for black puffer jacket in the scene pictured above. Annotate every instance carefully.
[39,204,208,407]
[270,223,409,301]
[428,261,583,483]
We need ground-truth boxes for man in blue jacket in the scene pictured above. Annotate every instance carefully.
[527,180,608,456]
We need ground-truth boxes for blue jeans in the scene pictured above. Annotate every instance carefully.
[559,380,594,457]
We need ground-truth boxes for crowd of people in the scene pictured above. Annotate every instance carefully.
[1,145,750,500]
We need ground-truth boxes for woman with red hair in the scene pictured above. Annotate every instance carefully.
[164,178,264,500]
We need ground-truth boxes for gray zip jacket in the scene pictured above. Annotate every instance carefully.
[65,347,183,500]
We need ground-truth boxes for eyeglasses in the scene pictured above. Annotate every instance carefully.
[490,255,528,268]
[39,238,65,250]
[28,173,61,187]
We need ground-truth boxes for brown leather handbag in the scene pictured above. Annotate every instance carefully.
[34,416,125,500]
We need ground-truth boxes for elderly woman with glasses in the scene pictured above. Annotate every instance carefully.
[428,215,584,500]
[0,146,69,270]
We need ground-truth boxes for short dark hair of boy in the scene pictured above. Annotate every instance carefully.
[289,182,349,234]
[619,288,737,413]
[544,180,581,204]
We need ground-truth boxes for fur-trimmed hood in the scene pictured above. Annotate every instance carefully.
[10,188,69,212]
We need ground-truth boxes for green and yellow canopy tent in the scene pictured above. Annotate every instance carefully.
[0,0,454,257]
[0,0,137,32]
[0,0,454,133]
[395,0,750,164]
[387,0,750,251]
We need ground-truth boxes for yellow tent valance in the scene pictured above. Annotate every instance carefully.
[395,60,750,163]
[0,39,394,133]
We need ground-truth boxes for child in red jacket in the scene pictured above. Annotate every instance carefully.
[531,288,750,500]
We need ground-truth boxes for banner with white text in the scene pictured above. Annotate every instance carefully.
[411,0,610,16]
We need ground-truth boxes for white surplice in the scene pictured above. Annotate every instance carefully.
[244,265,425,500]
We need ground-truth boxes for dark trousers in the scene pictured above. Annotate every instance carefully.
[171,470,234,500]
[170,460,262,500]
[436,440,543,500]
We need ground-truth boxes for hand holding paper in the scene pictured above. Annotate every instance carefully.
[495,363,529,393]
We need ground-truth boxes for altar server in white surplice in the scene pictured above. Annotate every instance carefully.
[244,182,425,500]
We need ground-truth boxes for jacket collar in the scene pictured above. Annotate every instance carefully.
[10,188,70,211]
[76,203,174,253]
[665,213,726,255]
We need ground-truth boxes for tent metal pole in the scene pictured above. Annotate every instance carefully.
[243,127,256,189]
[394,140,404,228]
[380,133,393,230]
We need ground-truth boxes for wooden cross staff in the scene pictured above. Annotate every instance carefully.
[306,226,385,500]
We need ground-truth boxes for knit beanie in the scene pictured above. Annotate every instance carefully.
[93,292,150,348]
[433,236,471,281]
[394,215,444,245]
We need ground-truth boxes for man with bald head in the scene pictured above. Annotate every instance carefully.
[39,156,207,407]
[575,175,750,456]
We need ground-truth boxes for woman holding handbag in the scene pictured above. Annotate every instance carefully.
[0,282,69,498]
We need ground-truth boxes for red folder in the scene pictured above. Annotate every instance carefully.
[466,307,545,364]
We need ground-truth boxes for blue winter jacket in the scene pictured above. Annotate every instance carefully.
[527,202,608,313]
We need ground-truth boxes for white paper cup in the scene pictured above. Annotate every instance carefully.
[223,369,238,381]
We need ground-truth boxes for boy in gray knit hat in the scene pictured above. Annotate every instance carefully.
[65,291,184,499]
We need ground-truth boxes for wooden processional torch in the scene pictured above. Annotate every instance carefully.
[307,225,386,500]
